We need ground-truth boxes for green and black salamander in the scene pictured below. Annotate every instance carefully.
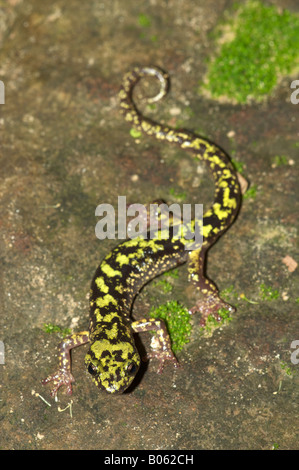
[42,66,241,396]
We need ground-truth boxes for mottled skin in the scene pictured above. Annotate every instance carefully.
[42,66,241,396]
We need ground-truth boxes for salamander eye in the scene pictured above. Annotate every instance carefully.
[88,363,98,376]
[126,362,137,375]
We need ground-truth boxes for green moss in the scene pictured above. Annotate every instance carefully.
[280,361,292,377]
[202,1,299,103]
[243,184,257,200]
[130,128,142,139]
[259,283,279,301]
[221,283,281,305]
[152,268,179,293]
[272,155,289,166]
[221,284,259,305]
[221,284,237,300]
[43,323,71,338]
[163,268,179,279]
[201,307,233,336]
[153,278,173,293]
[149,301,192,353]
[169,187,187,201]
[231,158,245,174]
[138,13,151,28]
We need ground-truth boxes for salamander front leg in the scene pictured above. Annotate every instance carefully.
[131,319,179,373]
[42,331,89,397]
[188,248,235,326]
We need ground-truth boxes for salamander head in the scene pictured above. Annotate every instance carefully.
[84,334,141,394]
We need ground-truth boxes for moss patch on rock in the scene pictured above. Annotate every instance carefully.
[201,1,299,103]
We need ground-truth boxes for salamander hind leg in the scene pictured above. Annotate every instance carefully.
[188,248,235,327]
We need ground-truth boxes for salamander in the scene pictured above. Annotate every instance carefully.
[42,66,241,396]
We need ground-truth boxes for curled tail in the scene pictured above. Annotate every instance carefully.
[119,66,241,247]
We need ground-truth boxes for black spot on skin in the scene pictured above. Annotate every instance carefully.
[101,350,111,359]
